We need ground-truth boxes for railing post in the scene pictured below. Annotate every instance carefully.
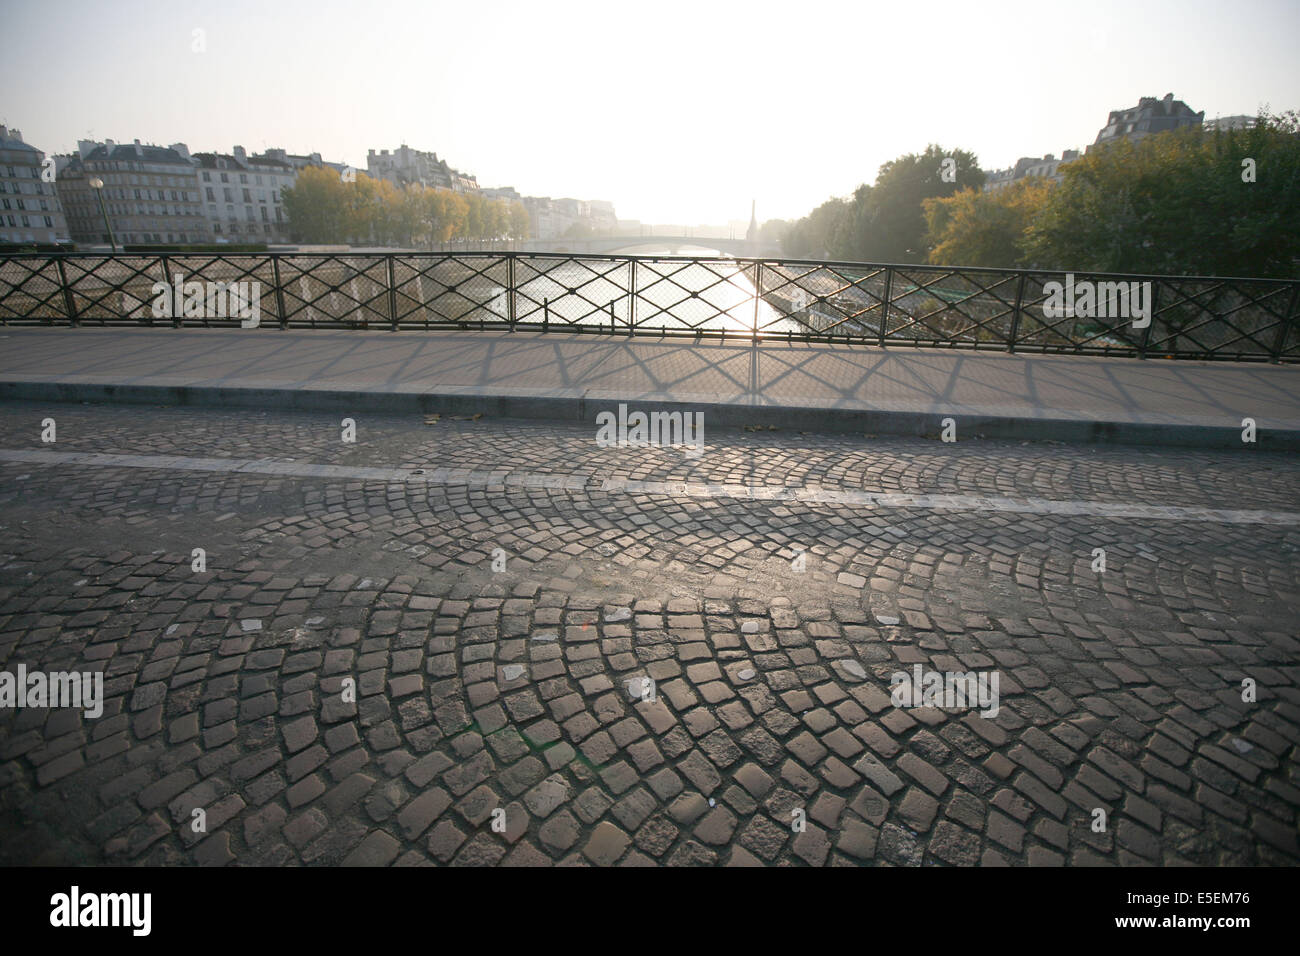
[610,300,616,334]
[387,254,399,331]
[878,268,893,347]
[543,297,549,333]
[1270,283,1299,363]
[1138,280,1156,359]
[1008,273,1025,353]
[155,254,171,328]
[752,261,763,340]
[629,258,637,335]
[507,254,516,332]
[272,255,288,329]
[55,256,79,327]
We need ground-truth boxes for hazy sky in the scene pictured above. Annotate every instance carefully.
[3,0,1297,225]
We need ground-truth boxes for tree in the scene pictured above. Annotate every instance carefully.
[855,145,985,262]
[1021,112,1300,277]
[782,197,851,258]
[424,188,467,245]
[509,201,532,239]
[923,177,1053,268]
[280,165,348,243]
[781,144,985,262]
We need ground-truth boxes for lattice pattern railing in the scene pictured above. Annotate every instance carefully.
[1,252,1296,361]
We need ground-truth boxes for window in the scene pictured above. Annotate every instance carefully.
[203,171,211,182]
[243,189,252,203]
[239,174,247,184]
[220,172,228,183]
[206,188,215,201]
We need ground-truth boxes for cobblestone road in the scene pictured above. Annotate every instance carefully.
[0,401,1297,866]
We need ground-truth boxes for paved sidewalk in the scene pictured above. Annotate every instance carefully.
[2,328,1298,447]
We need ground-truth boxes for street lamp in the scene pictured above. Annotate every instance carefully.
[88,177,117,254]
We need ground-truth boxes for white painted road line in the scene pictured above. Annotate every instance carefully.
[0,448,1296,526]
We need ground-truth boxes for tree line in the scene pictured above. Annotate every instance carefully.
[281,166,531,246]
[772,111,1299,279]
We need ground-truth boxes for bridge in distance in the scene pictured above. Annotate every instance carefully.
[514,234,782,257]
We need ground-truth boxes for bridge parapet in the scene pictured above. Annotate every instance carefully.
[0,250,1295,362]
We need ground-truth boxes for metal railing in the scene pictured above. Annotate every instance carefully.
[1,251,1297,362]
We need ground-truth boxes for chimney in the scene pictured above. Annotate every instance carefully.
[233,145,246,161]
[170,142,190,159]
[105,138,115,150]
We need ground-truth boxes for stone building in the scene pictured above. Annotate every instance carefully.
[0,125,70,244]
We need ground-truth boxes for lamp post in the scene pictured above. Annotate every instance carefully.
[88,177,117,254]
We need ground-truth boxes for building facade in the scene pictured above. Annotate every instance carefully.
[1204,114,1258,133]
[983,150,1081,192]
[0,126,70,244]
[57,139,206,245]
[1091,93,1203,150]
[367,144,479,193]
[192,146,294,242]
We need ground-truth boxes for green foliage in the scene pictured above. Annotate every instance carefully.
[782,145,985,262]
[1021,111,1300,277]
[786,115,1300,278]
[279,166,526,246]
[923,178,1053,268]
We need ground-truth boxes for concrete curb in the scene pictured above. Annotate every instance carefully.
[3,379,1297,451]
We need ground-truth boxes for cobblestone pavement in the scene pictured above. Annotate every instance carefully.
[0,401,1297,866]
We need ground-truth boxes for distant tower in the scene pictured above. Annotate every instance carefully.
[746,200,758,243]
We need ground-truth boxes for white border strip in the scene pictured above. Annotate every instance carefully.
[1,448,1295,526]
